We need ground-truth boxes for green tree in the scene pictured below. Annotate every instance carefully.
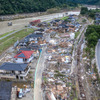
[0,0,78,15]
[87,32,99,47]
[80,7,88,15]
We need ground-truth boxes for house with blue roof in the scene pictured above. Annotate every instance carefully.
[14,50,34,63]
[0,63,30,80]
[95,13,100,25]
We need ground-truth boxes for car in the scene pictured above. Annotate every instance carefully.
[18,89,23,99]
[8,22,12,26]
[25,88,31,93]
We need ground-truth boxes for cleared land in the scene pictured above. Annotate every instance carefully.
[0,11,80,35]
[0,12,65,35]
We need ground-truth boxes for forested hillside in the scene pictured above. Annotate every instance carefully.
[67,0,100,5]
[0,0,77,15]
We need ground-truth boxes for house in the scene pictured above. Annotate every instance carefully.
[50,19,61,26]
[68,15,76,22]
[19,47,39,58]
[35,28,44,32]
[28,43,40,50]
[18,39,28,48]
[0,63,30,80]
[34,31,44,35]
[25,32,43,43]
[58,24,69,33]
[0,81,12,100]
[14,50,34,63]
[95,13,100,25]
[67,25,75,32]
[19,48,32,51]
[37,22,49,27]
[30,19,41,26]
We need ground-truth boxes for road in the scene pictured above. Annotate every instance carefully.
[71,18,94,100]
[96,41,100,73]
[71,24,86,74]
[0,28,25,40]
[34,46,46,100]
[71,18,93,74]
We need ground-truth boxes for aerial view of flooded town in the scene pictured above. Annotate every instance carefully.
[0,0,100,100]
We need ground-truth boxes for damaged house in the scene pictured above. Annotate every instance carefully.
[14,50,34,63]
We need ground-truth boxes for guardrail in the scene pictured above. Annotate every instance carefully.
[95,41,100,75]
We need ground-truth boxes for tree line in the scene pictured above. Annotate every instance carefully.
[85,25,100,48]
[84,25,100,66]
[0,0,77,15]
[66,0,100,5]
[80,7,100,19]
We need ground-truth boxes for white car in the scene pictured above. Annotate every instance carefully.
[18,89,23,99]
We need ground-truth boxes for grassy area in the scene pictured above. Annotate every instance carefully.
[75,31,80,39]
[46,7,61,14]
[61,16,69,20]
[0,30,15,38]
[88,17,93,23]
[0,28,34,54]
[43,77,48,84]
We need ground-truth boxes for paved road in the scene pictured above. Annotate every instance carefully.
[34,46,46,100]
[96,41,100,73]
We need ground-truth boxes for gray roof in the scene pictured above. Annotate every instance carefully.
[25,33,43,39]
[0,81,12,100]
[0,63,28,71]
[19,48,31,51]
[36,29,44,32]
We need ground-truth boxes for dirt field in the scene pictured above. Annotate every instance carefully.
[0,12,65,35]
[0,11,80,35]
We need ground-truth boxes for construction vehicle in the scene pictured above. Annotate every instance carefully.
[8,22,12,26]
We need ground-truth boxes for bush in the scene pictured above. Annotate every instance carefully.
[46,7,60,14]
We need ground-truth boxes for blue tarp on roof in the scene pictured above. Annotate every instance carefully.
[17,53,26,58]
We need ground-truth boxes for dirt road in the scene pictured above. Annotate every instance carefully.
[0,12,65,35]
[0,11,80,35]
